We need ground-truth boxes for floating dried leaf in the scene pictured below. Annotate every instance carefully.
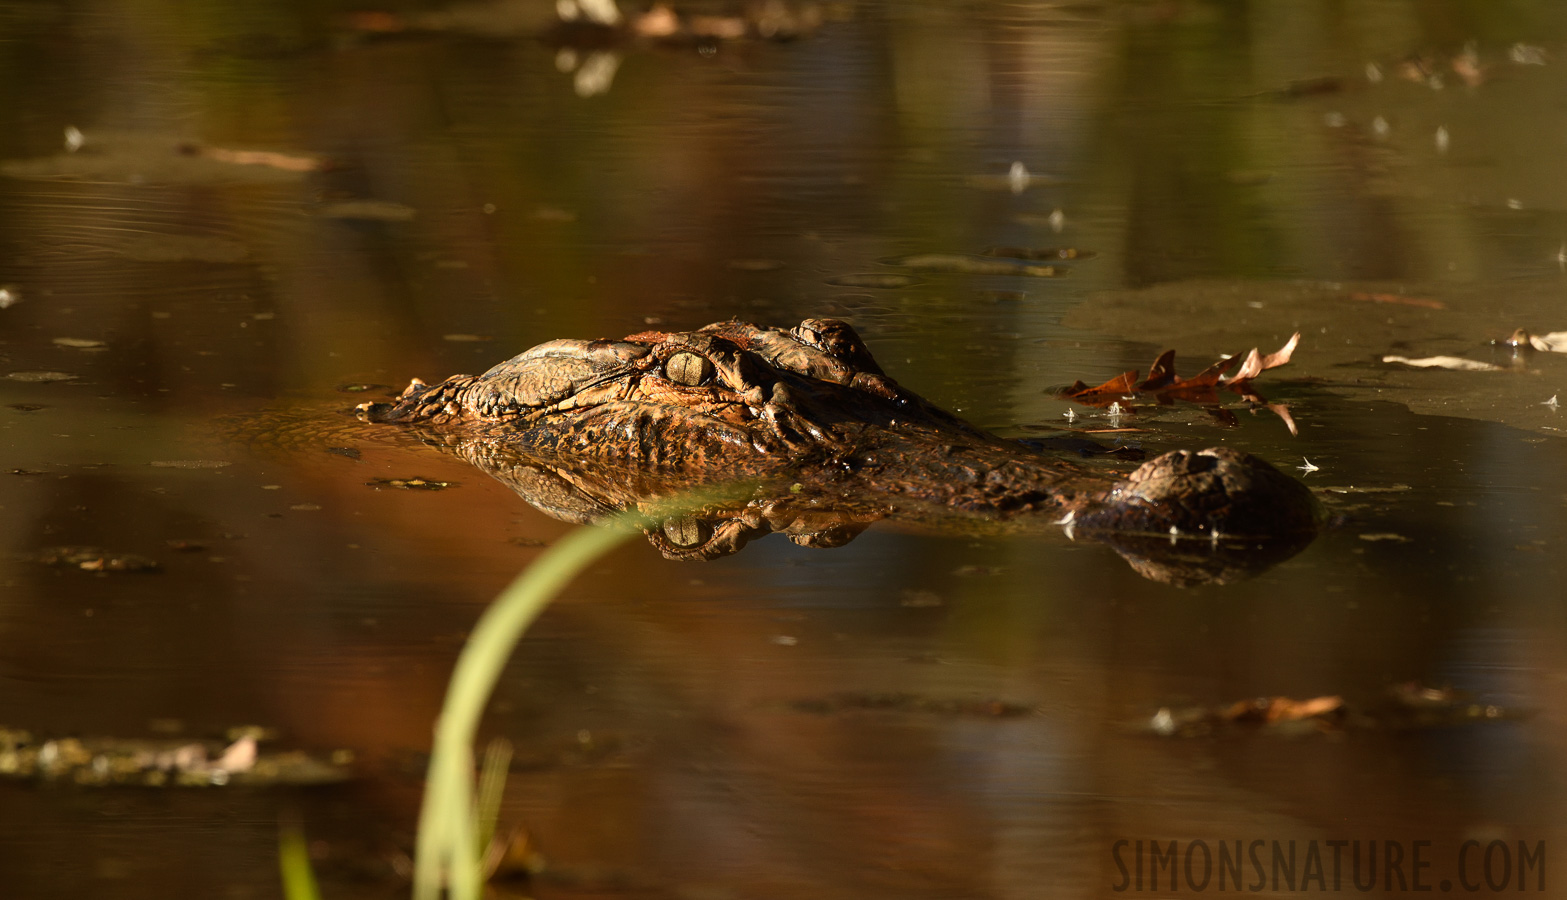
[1228,332,1299,382]
[1060,334,1299,410]
[52,337,106,349]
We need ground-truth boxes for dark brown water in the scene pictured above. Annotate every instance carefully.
[3,2,1567,897]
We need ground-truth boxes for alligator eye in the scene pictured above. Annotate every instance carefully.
[661,516,711,548]
[665,352,714,386]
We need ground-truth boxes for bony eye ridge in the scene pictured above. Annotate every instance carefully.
[665,351,715,386]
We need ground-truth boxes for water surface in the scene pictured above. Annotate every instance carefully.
[2,2,1566,897]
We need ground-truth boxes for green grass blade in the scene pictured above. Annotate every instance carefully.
[412,516,642,900]
[278,822,322,900]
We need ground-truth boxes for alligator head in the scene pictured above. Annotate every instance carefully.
[359,318,1321,584]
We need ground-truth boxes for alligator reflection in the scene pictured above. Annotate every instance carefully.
[409,432,1317,588]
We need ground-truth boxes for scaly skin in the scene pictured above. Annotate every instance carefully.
[359,319,1320,582]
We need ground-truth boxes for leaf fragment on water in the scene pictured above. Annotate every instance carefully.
[884,254,1063,277]
[194,145,324,172]
[150,459,232,468]
[5,371,77,382]
[1382,355,1503,371]
[1359,533,1413,543]
[52,337,106,349]
[35,546,160,572]
[824,273,920,289]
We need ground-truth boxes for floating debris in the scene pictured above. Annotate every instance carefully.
[899,589,943,608]
[5,371,77,382]
[0,285,19,308]
[1510,43,1548,65]
[1382,355,1502,372]
[1314,483,1412,495]
[1359,533,1412,543]
[150,459,232,468]
[1145,684,1528,737]
[34,546,160,573]
[52,337,106,349]
[1061,334,1299,405]
[336,383,392,394]
[2,133,323,185]
[1298,458,1319,474]
[882,254,1063,277]
[824,273,921,289]
[367,477,459,491]
[442,333,493,342]
[187,145,324,173]
[0,726,351,787]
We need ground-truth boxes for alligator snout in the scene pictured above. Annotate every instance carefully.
[1077,447,1321,538]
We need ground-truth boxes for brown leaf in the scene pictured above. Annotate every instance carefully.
[1060,369,1139,401]
[1137,349,1178,390]
[1181,352,1242,388]
[1227,332,1300,382]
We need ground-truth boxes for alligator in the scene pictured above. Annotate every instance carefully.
[357,318,1320,585]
